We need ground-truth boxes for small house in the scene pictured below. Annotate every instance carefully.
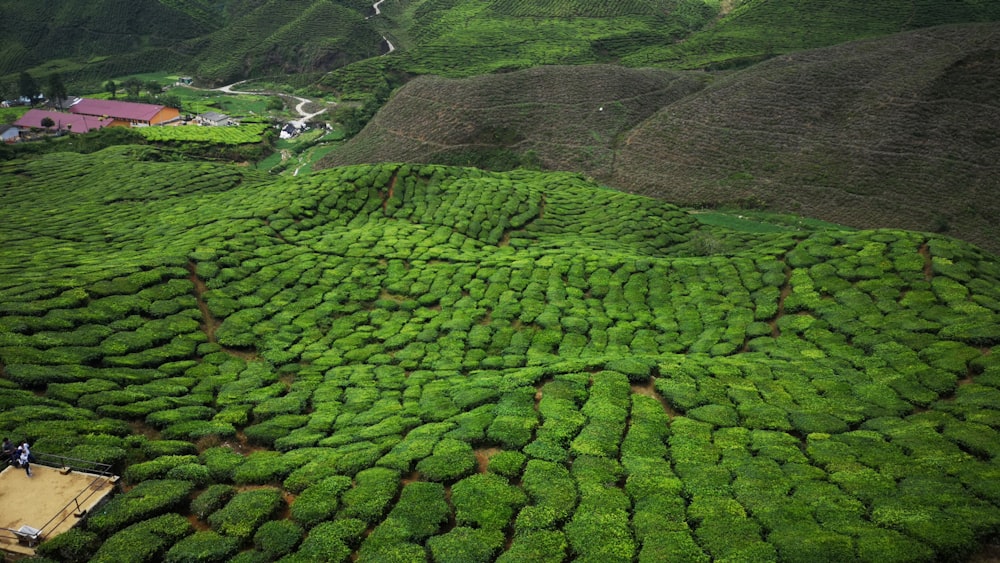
[0,124,19,143]
[279,120,307,139]
[196,111,233,126]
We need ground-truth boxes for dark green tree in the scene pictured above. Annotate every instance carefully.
[40,116,55,132]
[46,73,68,109]
[159,95,182,110]
[18,72,39,105]
[123,77,142,98]
[0,78,11,102]
[104,80,117,99]
[145,80,163,95]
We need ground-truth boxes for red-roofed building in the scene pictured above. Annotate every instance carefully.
[69,98,180,127]
[13,109,113,134]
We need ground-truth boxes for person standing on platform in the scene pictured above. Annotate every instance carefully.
[19,447,31,477]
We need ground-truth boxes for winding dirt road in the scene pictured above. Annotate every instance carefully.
[216,81,328,121]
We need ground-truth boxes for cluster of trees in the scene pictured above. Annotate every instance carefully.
[4,70,66,107]
[2,72,180,110]
[103,77,165,99]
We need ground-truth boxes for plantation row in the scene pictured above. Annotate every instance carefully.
[137,124,270,145]
[0,151,998,562]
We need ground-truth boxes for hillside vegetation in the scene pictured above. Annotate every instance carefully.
[0,0,211,83]
[184,0,383,86]
[0,0,381,88]
[374,0,1000,76]
[1,148,999,561]
[5,0,1000,90]
[319,23,1000,254]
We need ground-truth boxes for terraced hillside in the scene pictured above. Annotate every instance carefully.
[612,22,1000,254]
[319,23,1000,255]
[1,148,999,562]
[624,0,1000,69]
[374,0,1000,76]
[184,0,383,86]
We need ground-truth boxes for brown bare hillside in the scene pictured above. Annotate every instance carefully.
[612,22,1000,254]
[317,65,708,176]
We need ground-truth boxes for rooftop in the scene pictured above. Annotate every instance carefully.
[13,109,113,133]
[70,98,166,122]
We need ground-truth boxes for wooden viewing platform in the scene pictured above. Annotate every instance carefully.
[0,459,118,556]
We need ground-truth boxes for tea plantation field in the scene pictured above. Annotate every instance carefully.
[1,147,999,562]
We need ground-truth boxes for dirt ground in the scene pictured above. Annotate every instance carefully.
[0,463,117,556]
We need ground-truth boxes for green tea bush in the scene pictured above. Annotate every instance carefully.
[253,519,304,559]
[208,487,283,540]
[89,513,192,563]
[451,472,528,530]
[338,466,400,524]
[244,414,310,447]
[428,527,506,563]
[232,450,300,484]
[604,357,655,382]
[416,437,476,481]
[291,475,353,528]
[88,479,195,535]
[687,403,739,427]
[487,386,539,448]
[125,455,200,484]
[145,406,216,428]
[190,484,235,520]
[283,452,349,493]
[854,528,934,563]
[497,530,568,563]
[289,518,365,562]
[360,481,449,560]
[165,463,212,486]
[516,459,577,532]
[160,420,237,440]
[488,450,526,478]
[35,528,100,563]
[163,530,240,563]
[200,446,245,482]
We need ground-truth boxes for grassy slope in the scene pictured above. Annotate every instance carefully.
[1,148,999,561]
[319,64,709,175]
[318,23,1000,255]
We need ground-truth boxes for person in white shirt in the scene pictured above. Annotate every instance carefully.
[19,448,31,477]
